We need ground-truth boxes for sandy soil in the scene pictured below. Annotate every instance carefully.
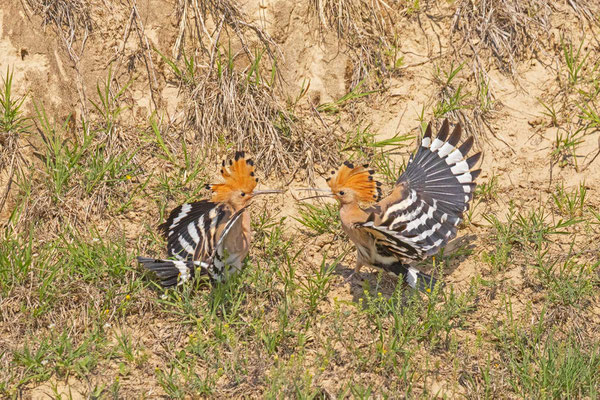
[1,0,599,398]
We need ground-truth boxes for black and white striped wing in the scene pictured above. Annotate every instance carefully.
[375,120,481,259]
[138,202,243,287]
[350,224,441,293]
[358,221,425,261]
[158,200,229,262]
[136,257,208,288]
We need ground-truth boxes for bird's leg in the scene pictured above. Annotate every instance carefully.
[343,260,364,284]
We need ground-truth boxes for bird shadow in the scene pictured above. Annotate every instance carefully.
[331,263,405,302]
[330,233,479,304]
[422,233,479,278]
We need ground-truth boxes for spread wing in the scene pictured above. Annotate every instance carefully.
[158,201,249,279]
[363,120,481,260]
[350,221,442,292]
[357,220,425,261]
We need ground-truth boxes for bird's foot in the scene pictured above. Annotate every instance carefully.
[340,271,360,286]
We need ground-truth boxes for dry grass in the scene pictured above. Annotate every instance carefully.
[309,0,405,88]
[23,0,92,46]
[182,66,336,177]
[166,0,339,177]
[2,0,600,398]
[452,0,552,77]
[23,0,93,118]
[173,0,280,64]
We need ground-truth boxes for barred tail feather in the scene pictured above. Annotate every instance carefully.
[402,121,480,200]
[387,262,443,293]
[390,119,480,256]
[137,256,206,288]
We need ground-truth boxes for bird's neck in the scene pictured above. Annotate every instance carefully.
[339,202,372,263]
[339,202,368,226]
[225,202,251,236]
[241,209,251,240]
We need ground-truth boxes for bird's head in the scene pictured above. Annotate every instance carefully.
[207,151,281,210]
[325,161,382,205]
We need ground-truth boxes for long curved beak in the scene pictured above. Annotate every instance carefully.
[294,187,334,201]
[253,189,283,196]
[296,188,331,192]
[299,194,334,201]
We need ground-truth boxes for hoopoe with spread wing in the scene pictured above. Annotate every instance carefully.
[138,151,280,287]
[306,120,481,292]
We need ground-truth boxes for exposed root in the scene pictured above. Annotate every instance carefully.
[173,0,280,68]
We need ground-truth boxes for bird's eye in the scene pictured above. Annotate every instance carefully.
[339,191,345,196]
[241,192,246,197]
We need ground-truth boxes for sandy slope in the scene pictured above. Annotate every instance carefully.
[1,0,599,397]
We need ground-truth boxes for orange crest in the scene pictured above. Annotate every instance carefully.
[208,151,258,202]
[327,161,382,203]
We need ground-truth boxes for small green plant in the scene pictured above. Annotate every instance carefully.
[89,67,130,135]
[534,249,597,307]
[340,123,413,183]
[288,78,310,109]
[562,37,590,86]
[0,230,35,295]
[477,73,494,114]
[13,328,105,384]
[299,253,341,314]
[539,98,559,126]
[155,365,186,398]
[433,62,470,118]
[82,146,139,194]
[552,126,585,168]
[157,48,198,87]
[475,174,498,201]
[552,182,587,218]
[317,78,378,114]
[246,48,277,88]
[383,36,405,72]
[0,68,29,137]
[435,61,465,87]
[145,115,207,204]
[404,0,420,14]
[433,84,469,117]
[0,68,30,215]
[35,105,90,198]
[515,207,580,250]
[57,229,133,285]
[294,202,340,235]
[578,99,600,129]
[482,204,517,271]
[495,304,600,399]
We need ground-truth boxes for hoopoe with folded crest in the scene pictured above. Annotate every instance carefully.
[138,151,280,287]
[304,120,481,293]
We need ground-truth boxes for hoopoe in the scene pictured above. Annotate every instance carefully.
[304,120,481,293]
[138,151,280,287]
